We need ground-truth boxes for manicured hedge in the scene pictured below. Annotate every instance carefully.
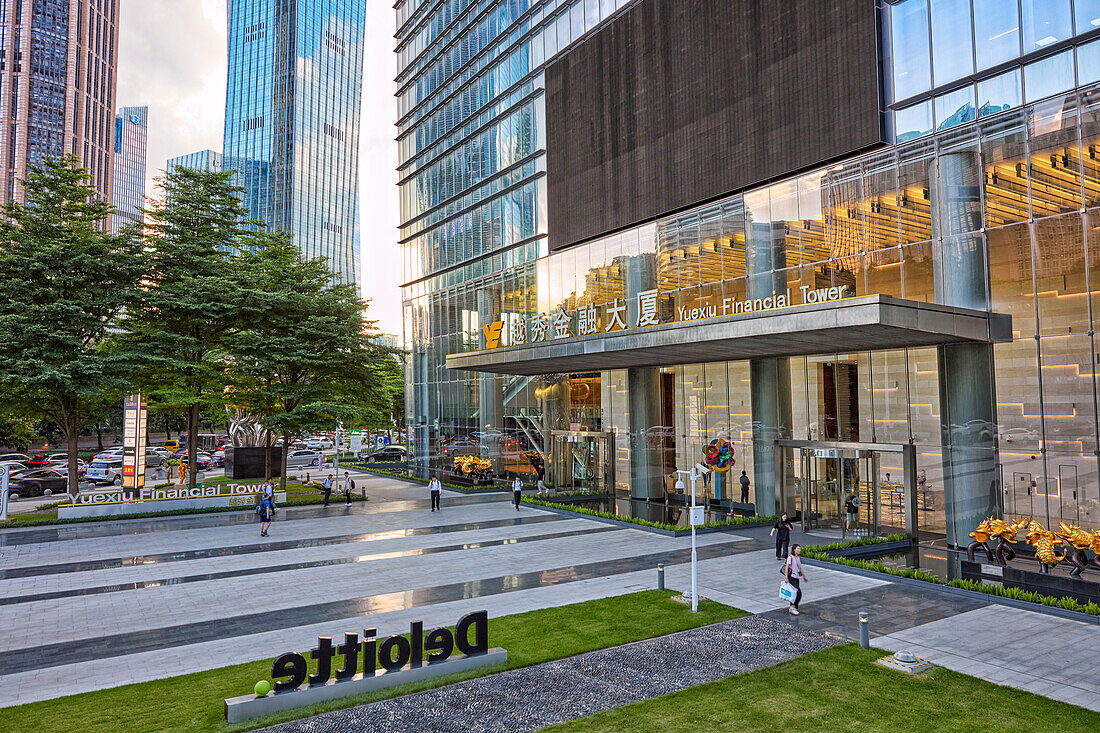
[522,496,778,532]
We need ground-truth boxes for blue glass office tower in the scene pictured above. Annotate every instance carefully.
[401,0,1100,542]
[112,107,149,233]
[167,150,223,176]
[223,0,365,289]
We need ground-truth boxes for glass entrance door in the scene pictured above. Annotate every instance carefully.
[798,447,882,537]
[550,431,613,494]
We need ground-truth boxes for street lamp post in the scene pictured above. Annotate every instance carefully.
[674,463,710,612]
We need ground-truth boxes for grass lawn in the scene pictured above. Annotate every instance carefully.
[0,590,745,733]
[545,643,1100,733]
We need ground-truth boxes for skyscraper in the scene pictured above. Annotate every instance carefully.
[112,106,148,233]
[0,1,121,205]
[166,149,223,176]
[222,0,365,289]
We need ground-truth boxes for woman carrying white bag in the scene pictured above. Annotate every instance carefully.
[781,544,806,615]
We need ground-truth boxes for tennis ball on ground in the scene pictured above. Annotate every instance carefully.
[254,680,271,697]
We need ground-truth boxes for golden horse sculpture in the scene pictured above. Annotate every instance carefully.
[967,517,998,563]
[1055,522,1097,578]
[1025,520,1066,575]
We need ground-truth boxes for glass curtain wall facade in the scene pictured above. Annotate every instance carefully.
[223,0,365,288]
[167,149,223,176]
[400,0,1100,538]
[111,106,147,233]
[0,0,121,207]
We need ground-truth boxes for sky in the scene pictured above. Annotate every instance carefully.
[116,0,402,337]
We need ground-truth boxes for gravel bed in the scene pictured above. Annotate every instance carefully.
[256,615,841,733]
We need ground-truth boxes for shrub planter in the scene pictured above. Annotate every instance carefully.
[524,499,777,536]
[825,539,913,560]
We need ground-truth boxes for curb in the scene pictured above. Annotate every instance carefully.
[801,557,1100,625]
[524,502,776,536]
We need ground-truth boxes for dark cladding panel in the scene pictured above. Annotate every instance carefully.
[546,0,884,251]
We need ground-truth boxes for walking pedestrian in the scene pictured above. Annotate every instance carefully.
[844,490,861,532]
[322,474,333,507]
[770,512,794,559]
[258,492,274,537]
[739,470,750,504]
[429,475,442,511]
[512,475,523,511]
[343,471,354,505]
[784,544,807,615]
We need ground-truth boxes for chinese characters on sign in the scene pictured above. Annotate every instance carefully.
[484,286,849,349]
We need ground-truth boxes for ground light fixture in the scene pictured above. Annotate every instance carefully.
[673,463,709,612]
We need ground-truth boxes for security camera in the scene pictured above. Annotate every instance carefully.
[695,463,711,475]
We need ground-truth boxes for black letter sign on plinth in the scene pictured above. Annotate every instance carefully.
[455,610,489,656]
[378,635,412,672]
[272,653,307,692]
[424,627,455,663]
[335,633,360,681]
[309,637,337,686]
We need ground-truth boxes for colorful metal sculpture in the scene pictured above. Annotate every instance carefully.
[1055,522,1095,577]
[1025,520,1066,574]
[703,438,734,474]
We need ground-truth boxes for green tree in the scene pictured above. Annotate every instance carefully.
[0,157,144,496]
[229,233,393,490]
[118,167,254,488]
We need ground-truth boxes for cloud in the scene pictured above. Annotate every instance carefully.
[116,0,401,336]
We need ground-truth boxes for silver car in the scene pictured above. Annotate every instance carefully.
[285,449,324,468]
[87,459,125,485]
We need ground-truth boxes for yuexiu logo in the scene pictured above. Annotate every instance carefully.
[129,114,142,124]
[482,321,504,349]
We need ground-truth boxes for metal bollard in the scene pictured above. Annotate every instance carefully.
[657,563,665,591]
[305,472,310,484]
[859,611,869,649]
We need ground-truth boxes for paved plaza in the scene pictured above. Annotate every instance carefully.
[1,471,1098,719]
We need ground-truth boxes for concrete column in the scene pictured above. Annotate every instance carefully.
[931,150,998,545]
[477,286,504,461]
[627,366,663,499]
[624,252,664,500]
[747,220,791,516]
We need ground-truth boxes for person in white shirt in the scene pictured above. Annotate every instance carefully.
[512,476,523,511]
[429,475,442,511]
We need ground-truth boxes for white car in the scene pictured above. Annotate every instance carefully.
[93,447,125,462]
[285,449,324,468]
[87,458,125,485]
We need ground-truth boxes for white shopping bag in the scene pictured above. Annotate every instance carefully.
[779,581,797,603]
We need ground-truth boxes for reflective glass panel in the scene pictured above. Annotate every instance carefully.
[935,85,977,130]
[930,0,975,85]
[1024,48,1076,101]
[890,0,932,99]
[895,101,933,142]
[974,0,1022,70]
[977,69,1022,117]
[1021,0,1073,51]
[1077,0,1100,32]
[1079,38,1100,85]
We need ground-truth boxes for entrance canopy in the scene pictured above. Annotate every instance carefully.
[447,295,1011,376]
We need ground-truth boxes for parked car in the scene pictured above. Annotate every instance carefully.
[93,447,125,462]
[162,439,180,453]
[86,459,125,486]
[166,451,214,470]
[285,449,324,468]
[27,453,54,469]
[358,446,409,463]
[9,468,68,497]
[0,460,29,476]
[0,453,30,464]
[46,457,88,478]
[143,448,165,467]
[210,449,226,468]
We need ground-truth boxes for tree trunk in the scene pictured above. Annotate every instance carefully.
[279,431,289,493]
[164,415,172,440]
[95,422,104,451]
[187,404,200,489]
[65,421,80,500]
[264,433,272,481]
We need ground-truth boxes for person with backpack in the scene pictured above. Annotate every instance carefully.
[429,475,442,511]
[784,544,807,615]
[343,471,355,505]
[322,474,334,507]
[845,490,861,532]
[738,470,750,503]
[511,475,523,511]
[258,492,274,537]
